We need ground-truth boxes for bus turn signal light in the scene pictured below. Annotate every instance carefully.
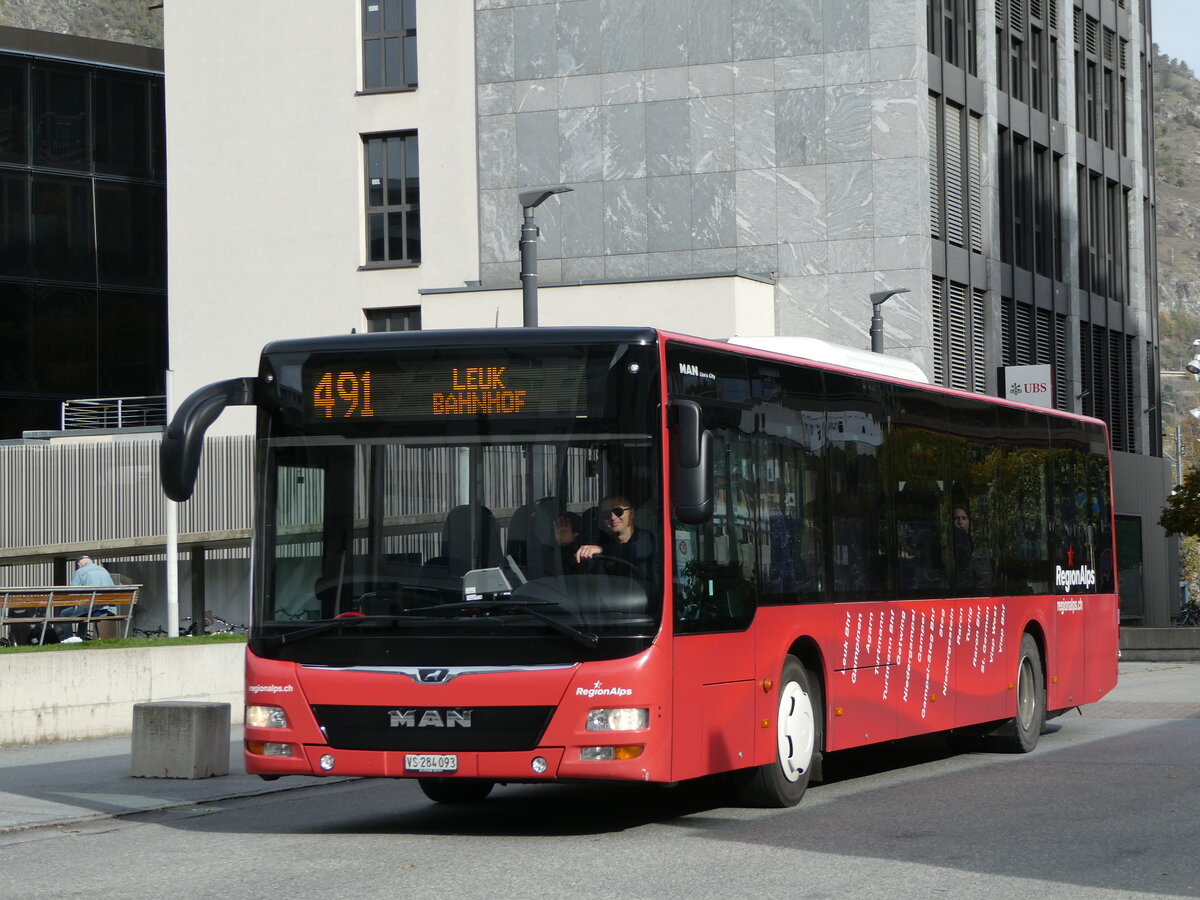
[247,741,294,757]
[581,745,644,761]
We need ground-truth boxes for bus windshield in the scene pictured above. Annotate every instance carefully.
[249,338,663,667]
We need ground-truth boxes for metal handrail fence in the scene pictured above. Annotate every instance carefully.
[61,396,167,431]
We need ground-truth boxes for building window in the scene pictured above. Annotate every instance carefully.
[363,132,420,266]
[365,305,421,332]
[362,0,417,91]
[1030,27,1044,111]
[931,276,986,393]
[1032,146,1050,276]
[1050,36,1059,120]
[929,0,976,73]
[1009,36,1026,102]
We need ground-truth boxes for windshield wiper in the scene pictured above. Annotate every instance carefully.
[258,615,392,648]
[408,599,599,648]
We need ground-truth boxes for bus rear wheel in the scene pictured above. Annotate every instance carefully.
[735,655,822,808]
[417,777,495,804]
[991,633,1045,753]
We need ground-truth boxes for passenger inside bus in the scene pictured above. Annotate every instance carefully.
[952,505,992,594]
[552,510,584,571]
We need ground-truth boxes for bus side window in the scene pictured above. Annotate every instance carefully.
[826,374,892,602]
[891,387,952,599]
[756,370,825,603]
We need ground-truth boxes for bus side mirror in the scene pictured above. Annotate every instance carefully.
[161,377,256,502]
[672,399,713,524]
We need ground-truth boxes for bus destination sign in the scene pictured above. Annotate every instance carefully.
[302,359,589,421]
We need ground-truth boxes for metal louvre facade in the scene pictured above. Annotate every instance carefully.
[0,433,253,584]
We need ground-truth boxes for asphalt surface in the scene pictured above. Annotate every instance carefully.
[0,725,348,836]
[0,661,1193,837]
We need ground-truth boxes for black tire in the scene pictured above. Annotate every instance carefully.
[735,655,823,808]
[990,632,1045,753]
[417,777,495,804]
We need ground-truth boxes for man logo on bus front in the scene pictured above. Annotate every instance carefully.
[419,668,453,684]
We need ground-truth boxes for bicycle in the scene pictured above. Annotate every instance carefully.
[132,614,247,637]
[1176,601,1200,627]
[180,612,247,636]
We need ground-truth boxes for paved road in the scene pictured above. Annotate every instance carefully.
[1,662,1197,899]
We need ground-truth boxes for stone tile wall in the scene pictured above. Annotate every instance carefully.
[475,0,932,363]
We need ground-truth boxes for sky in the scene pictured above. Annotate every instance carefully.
[1152,0,1200,71]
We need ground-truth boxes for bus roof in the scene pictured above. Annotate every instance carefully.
[261,326,659,356]
[725,336,930,383]
[257,326,1103,431]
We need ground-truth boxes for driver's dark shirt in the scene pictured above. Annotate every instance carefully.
[596,528,657,582]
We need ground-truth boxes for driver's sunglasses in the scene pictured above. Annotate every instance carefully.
[602,506,632,518]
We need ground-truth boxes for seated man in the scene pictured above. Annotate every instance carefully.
[58,554,115,639]
[574,495,655,580]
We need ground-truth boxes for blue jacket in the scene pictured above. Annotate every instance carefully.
[72,562,114,587]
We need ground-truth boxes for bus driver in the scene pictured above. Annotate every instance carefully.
[574,494,655,579]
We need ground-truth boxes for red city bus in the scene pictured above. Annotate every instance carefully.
[162,326,1118,807]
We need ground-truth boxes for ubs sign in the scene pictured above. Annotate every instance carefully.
[1002,364,1053,410]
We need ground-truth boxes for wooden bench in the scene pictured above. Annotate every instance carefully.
[0,585,141,645]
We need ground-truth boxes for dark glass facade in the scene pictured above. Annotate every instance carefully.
[0,44,165,438]
[928,1,1153,455]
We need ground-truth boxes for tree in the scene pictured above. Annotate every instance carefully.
[1159,466,1200,537]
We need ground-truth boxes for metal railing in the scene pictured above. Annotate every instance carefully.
[61,396,167,431]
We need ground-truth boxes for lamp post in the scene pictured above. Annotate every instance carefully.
[518,186,573,327]
[868,287,910,353]
[1161,400,1183,487]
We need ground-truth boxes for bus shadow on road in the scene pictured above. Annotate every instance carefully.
[143,728,1024,839]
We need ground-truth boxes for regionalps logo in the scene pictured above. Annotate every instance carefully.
[1056,544,1096,591]
[1055,565,1096,590]
[575,680,632,698]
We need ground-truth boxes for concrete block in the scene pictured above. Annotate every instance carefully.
[131,701,231,779]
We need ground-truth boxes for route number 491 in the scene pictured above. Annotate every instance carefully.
[312,371,376,418]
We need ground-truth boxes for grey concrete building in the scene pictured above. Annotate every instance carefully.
[454,0,1169,621]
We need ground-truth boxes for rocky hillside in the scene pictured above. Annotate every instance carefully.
[1154,49,1200,368]
[0,0,161,48]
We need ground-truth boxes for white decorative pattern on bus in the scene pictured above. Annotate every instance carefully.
[839,602,1009,720]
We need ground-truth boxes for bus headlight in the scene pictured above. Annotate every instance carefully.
[585,708,649,731]
[246,705,288,728]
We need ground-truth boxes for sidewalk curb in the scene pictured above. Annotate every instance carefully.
[0,775,359,837]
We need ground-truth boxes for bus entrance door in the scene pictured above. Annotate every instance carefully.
[671,629,756,782]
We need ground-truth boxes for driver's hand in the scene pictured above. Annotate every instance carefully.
[575,544,602,563]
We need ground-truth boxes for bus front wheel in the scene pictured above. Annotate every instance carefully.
[417,777,495,804]
[991,632,1045,753]
[735,655,822,808]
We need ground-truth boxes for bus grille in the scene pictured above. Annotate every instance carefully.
[311,705,555,752]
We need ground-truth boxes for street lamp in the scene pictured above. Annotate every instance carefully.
[1158,400,1184,487]
[518,185,573,327]
[1186,339,1200,380]
[868,287,910,353]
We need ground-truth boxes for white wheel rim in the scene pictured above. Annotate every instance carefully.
[777,680,815,782]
